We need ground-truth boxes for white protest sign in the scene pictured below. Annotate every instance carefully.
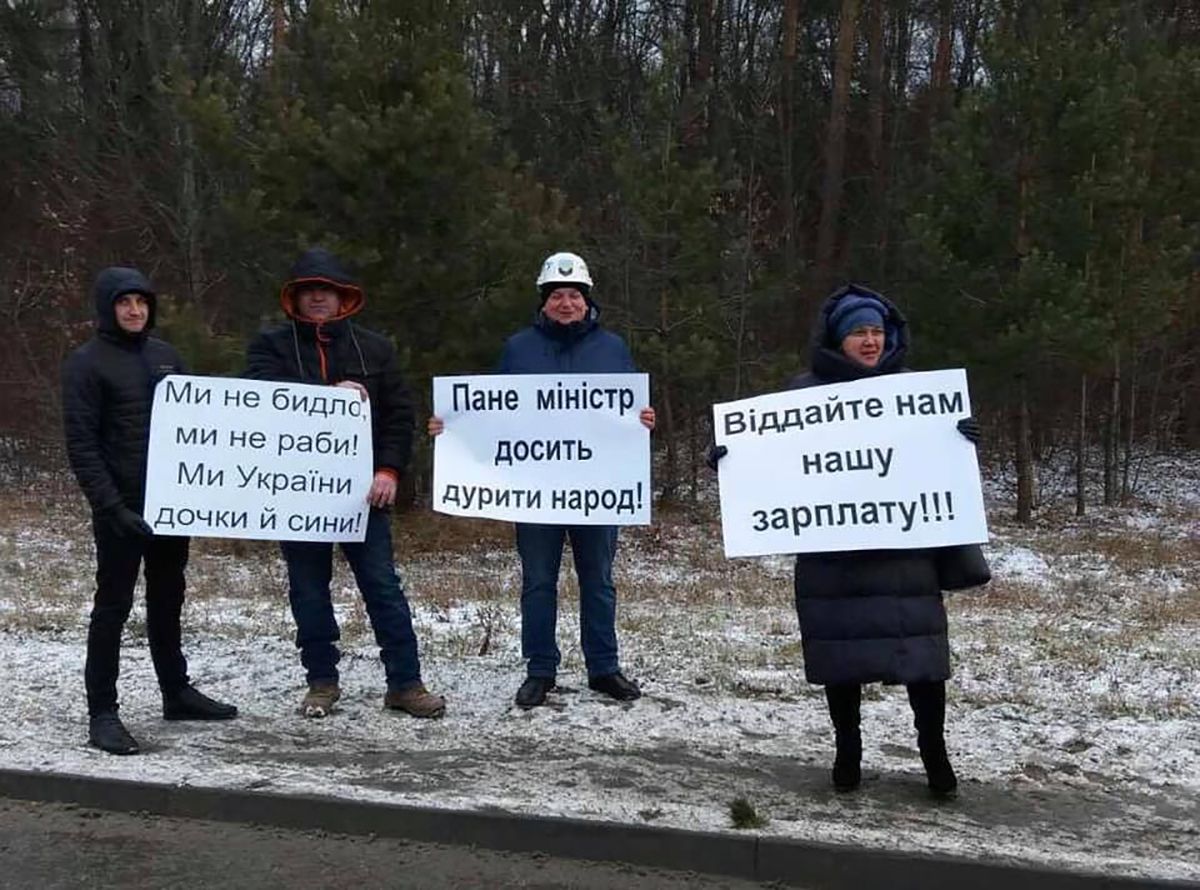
[432,373,650,525]
[714,369,987,557]
[144,375,373,542]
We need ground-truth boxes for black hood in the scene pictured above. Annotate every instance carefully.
[287,247,358,285]
[809,283,909,382]
[280,247,365,321]
[92,266,156,336]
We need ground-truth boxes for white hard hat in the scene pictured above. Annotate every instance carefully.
[536,251,593,294]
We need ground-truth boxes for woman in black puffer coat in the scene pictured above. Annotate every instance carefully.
[712,284,983,797]
[789,284,981,797]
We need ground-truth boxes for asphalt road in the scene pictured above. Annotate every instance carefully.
[0,797,784,890]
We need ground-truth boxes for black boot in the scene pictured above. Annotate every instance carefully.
[515,675,555,709]
[588,672,641,702]
[163,685,238,721]
[919,739,958,798]
[825,684,862,792]
[88,711,139,755]
[908,681,957,798]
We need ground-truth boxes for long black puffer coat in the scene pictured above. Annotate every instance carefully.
[789,284,950,686]
[244,248,414,477]
[62,267,187,516]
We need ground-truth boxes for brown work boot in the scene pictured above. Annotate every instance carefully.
[383,683,446,719]
[300,683,341,718]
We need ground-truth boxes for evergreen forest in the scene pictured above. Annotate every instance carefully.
[2,0,1197,518]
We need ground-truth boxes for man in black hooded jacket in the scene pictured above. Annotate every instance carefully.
[62,266,238,756]
[245,248,444,720]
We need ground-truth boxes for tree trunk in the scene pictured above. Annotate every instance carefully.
[881,0,911,284]
[1015,377,1035,523]
[1075,373,1086,517]
[1104,347,1121,506]
[659,281,678,505]
[734,159,755,399]
[779,0,801,308]
[178,117,202,305]
[813,0,860,298]
[1077,153,1094,517]
[890,0,911,110]
[77,0,99,127]
[272,0,287,55]
[691,0,716,148]
[865,0,886,278]
[956,0,983,99]
[1148,347,1167,451]
[931,0,953,105]
[1121,358,1136,501]
[688,392,700,502]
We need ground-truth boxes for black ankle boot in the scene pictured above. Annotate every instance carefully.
[163,685,238,721]
[908,681,956,798]
[515,675,555,709]
[919,738,958,798]
[88,711,139,755]
[588,671,641,701]
[825,684,862,792]
[832,731,862,792]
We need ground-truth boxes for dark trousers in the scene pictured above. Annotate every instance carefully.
[825,681,946,749]
[280,509,422,692]
[515,523,620,679]
[86,517,190,716]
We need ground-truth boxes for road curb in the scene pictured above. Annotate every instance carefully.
[0,768,1193,889]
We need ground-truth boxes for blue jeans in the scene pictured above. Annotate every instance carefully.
[515,523,620,679]
[280,509,421,692]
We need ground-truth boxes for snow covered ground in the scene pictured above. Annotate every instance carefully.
[1,452,1197,881]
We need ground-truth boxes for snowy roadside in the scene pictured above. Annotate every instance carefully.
[1,453,1197,881]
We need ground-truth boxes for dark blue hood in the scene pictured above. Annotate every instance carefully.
[92,266,156,336]
[809,283,909,382]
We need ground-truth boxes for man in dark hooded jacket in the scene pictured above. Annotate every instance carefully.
[710,283,982,798]
[429,251,655,709]
[63,267,238,756]
[245,248,444,720]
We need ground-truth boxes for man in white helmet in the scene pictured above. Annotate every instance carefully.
[430,251,654,708]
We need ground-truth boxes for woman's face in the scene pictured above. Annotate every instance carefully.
[542,287,588,324]
[840,325,885,368]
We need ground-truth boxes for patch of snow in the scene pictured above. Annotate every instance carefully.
[1,454,1198,881]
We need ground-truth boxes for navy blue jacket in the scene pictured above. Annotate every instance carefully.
[63,268,187,515]
[789,285,950,686]
[497,309,636,375]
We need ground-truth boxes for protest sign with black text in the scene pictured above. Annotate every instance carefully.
[432,373,651,525]
[713,369,987,558]
[144,375,373,542]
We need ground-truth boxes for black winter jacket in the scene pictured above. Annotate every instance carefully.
[789,284,950,686]
[63,268,186,515]
[244,249,414,477]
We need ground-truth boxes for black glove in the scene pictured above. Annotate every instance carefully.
[107,506,154,539]
[956,417,981,445]
[705,444,728,471]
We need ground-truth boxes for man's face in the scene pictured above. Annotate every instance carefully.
[113,293,149,334]
[296,285,342,321]
[542,287,588,325]
[840,325,885,368]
